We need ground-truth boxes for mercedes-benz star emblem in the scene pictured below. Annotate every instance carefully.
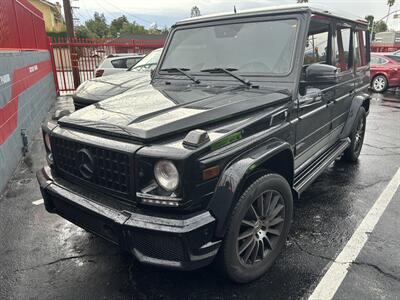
[77,148,95,179]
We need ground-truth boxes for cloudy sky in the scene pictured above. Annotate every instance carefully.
[69,0,398,28]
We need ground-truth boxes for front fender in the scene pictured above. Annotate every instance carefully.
[339,93,370,139]
[207,138,292,238]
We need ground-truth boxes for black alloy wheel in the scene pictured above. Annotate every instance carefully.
[237,190,285,265]
[217,173,293,283]
[342,106,367,162]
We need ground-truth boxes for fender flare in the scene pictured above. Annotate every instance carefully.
[339,93,370,139]
[207,138,293,238]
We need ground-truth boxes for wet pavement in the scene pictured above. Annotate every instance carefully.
[0,93,400,299]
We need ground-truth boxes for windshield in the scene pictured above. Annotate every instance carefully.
[160,19,298,76]
[130,48,163,71]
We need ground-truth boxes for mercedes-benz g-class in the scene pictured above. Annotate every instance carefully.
[37,5,370,283]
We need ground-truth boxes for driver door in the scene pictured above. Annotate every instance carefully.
[294,18,335,170]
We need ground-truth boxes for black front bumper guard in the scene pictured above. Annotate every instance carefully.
[37,166,221,270]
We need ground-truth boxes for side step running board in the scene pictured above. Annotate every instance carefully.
[294,138,350,195]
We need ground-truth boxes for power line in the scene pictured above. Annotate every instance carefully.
[100,0,153,24]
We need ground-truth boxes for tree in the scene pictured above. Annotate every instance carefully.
[191,6,201,17]
[85,12,109,38]
[110,15,129,37]
[387,0,395,23]
[297,0,309,3]
[365,15,375,31]
[120,21,147,36]
[75,25,93,38]
[375,20,388,33]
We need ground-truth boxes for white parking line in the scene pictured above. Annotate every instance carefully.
[309,167,400,300]
[32,199,44,206]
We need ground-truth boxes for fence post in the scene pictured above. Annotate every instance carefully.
[48,37,60,95]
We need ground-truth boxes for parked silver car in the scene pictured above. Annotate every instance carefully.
[73,48,163,109]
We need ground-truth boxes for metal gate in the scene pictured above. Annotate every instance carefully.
[49,37,165,94]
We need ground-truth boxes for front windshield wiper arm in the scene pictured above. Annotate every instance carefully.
[160,67,200,84]
[200,68,252,86]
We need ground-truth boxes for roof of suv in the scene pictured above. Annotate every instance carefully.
[176,5,368,26]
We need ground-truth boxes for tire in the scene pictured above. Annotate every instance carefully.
[217,173,293,283]
[342,107,366,162]
[371,75,388,93]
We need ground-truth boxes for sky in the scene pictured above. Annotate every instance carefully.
[63,0,400,28]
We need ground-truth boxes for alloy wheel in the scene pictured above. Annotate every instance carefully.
[373,76,386,92]
[354,115,365,154]
[236,190,285,265]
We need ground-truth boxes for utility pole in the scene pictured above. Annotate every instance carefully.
[63,0,80,89]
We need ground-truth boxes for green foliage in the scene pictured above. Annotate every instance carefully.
[365,15,388,38]
[120,21,147,36]
[190,6,201,17]
[365,15,374,31]
[78,12,169,38]
[110,15,129,37]
[47,31,67,39]
[75,25,94,38]
[375,20,388,33]
[85,12,109,38]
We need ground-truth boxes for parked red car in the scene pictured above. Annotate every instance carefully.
[370,53,400,92]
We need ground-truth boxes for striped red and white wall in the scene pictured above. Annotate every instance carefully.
[0,51,56,192]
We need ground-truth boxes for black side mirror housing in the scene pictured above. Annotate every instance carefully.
[305,63,338,84]
[150,68,155,79]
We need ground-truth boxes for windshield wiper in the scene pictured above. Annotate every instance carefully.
[200,68,252,86]
[160,67,200,84]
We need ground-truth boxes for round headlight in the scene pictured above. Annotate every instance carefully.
[44,132,52,151]
[154,160,179,192]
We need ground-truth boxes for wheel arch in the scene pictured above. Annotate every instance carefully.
[208,139,294,238]
[371,72,388,82]
[339,93,370,139]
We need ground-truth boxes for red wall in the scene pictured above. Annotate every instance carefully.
[0,0,48,50]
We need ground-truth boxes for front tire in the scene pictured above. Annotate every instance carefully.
[342,107,366,162]
[372,75,388,93]
[218,173,293,283]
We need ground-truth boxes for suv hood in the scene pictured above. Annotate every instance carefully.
[60,84,290,142]
[74,71,151,101]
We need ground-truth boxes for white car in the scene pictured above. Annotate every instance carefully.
[94,53,145,77]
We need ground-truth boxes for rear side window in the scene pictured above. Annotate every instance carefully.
[335,27,351,71]
[371,56,387,65]
[111,58,128,68]
[354,31,368,67]
[304,21,330,65]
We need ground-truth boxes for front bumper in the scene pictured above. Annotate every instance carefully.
[37,166,220,270]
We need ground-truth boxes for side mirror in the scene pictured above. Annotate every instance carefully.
[150,68,155,79]
[305,63,338,84]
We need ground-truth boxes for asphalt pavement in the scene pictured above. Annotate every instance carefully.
[0,92,399,299]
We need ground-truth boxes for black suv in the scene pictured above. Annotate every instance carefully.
[37,5,370,283]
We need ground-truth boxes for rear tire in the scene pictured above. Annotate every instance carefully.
[342,107,366,162]
[371,75,388,93]
[217,173,293,283]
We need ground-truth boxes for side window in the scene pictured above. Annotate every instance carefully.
[111,58,128,69]
[304,21,330,65]
[355,30,368,67]
[370,56,379,65]
[126,57,141,68]
[335,27,351,71]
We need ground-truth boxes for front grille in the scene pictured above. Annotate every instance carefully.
[51,136,132,198]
